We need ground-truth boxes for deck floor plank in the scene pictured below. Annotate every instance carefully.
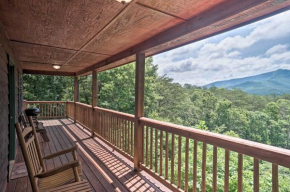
[6,119,170,192]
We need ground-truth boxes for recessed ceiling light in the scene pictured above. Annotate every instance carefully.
[116,0,132,4]
[53,65,61,69]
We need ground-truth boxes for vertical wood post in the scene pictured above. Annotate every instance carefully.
[23,100,27,110]
[92,70,98,107]
[92,70,98,137]
[74,76,78,124]
[134,53,145,171]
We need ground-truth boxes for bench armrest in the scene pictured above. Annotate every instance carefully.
[43,145,77,160]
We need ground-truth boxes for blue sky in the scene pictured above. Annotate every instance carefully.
[153,10,290,86]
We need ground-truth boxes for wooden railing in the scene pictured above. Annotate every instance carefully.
[24,101,67,119]
[94,107,135,158]
[139,117,290,192]
[73,102,135,159]
[66,101,75,119]
[23,100,290,192]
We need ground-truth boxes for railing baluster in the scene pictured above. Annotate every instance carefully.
[53,103,55,117]
[60,103,62,117]
[108,114,110,140]
[213,146,217,192]
[178,135,181,188]
[131,121,133,156]
[150,127,153,170]
[202,143,207,192]
[160,130,163,176]
[171,133,175,184]
[238,154,243,192]
[43,104,45,117]
[224,149,229,192]
[146,126,149,166]
[56,103,58,117]
[165,132,169,179]
[118,118,121,148]
[184,137,189,192]
[254,158,259,192]
[101,113,103,137]
[114,116,116,146]
[155,128,158,173]
[193,140,197,192]
[109,115,112,143]
[124,119,126,152]
[272,164,278,192]
[108,114,111,142]
[127,120,129,153]
[105,113,107,140]
[123,119,125,151]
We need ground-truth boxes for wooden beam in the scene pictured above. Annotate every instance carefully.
[92,70,98,107]
[76,0,265,75]
[74,76,78,124]
[134,53,145,171]
[23,69,75,76]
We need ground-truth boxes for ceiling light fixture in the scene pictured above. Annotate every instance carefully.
[53,65,61,69]
[116,0,132,4]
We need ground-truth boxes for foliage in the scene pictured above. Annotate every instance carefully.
[23,74,73,101]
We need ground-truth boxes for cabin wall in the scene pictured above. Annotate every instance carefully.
[0,23,22,192]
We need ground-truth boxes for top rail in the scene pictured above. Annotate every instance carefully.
[94,106,134,121]
[26,101,68,104]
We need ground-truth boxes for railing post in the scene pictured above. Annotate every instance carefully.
[134,53,145,171]
[92,70,98,137]
[74,76,78,124]
[23,100,27,110]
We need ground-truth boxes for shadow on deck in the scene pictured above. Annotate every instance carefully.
[6,119,171,192]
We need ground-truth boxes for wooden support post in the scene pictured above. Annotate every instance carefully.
[92,70,98,107]
[92,70,98,137]
[23,100,27,110]
[134,53,145,171]
[74,76,78,124]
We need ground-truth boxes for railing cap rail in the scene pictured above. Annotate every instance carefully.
[26,101,68,103]
[75,102,92,108]
[94,106,134,120]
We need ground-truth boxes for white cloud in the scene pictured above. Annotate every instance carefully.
[266,44,289,55]
[153,10,290,86]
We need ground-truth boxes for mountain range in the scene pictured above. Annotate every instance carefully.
[205,69,290,95]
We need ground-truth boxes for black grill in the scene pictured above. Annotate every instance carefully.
[24,108,41,116]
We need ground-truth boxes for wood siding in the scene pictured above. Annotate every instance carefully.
[0,22,22,192]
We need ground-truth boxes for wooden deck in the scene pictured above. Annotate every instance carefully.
[6,119,171,192]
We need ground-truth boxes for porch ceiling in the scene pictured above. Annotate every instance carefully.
[0,0,289,76]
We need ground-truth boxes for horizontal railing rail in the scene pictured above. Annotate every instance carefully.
[24,100,67,119]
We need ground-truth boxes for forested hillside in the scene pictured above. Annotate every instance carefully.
[23,57,290,191]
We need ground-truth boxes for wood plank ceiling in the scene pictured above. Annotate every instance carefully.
[0,0,289,76]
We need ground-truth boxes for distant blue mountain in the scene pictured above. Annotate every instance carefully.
[205,69,290,95]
